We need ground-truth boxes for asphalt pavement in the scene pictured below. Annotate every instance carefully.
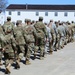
[0,42,75,75]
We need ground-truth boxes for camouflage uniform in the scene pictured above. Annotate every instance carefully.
[63,22,68,45]
[23,19,28,26]
[48,21,56,53]
[13,20,26,68]
[34,17,47,59]
[57,23,66,49]
[45,24,52,53]
[52,23,57,51]
[3,17,16,74]
[55,22,60,50]
[70,23,75,42]
[0,25,5,65]
[67,24,72,43]
[23,19,37,64]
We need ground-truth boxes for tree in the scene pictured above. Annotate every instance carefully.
[0,0,7,11]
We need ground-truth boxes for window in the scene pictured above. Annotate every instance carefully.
[36,12,39,16]
[9,11,11,15]
[64,12,68,17]
[17,11,20,16]
[55,12,58,16]
[45,12,48,16]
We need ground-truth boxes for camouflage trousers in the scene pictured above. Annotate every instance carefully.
[71,34,75,42]
[60,36,65,48]
[16,44,26,59]
[26,43,35,60]
[49,39,53,52]
[35,38,45,57]
[4,51,14,67]
[0,51,2,60]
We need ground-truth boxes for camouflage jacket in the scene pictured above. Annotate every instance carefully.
[34,21,47,39]
[13,26,26,45]
[23,25,37,43]
[3,22,14,35]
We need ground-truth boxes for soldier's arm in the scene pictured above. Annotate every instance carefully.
[33,26,38,37]
[2,25,6,34]
[43,24,48,38]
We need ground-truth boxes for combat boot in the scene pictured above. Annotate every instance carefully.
[15,62,20,69]
[43,52,45,57]
[0,62,2,65]
[25,59,31,65]
[64,42,67,45]
[54,49,57,51]
[40,55,44,60]
[34,54,36,60]
[40,56,44,60]
[58,47,61,50]
[5,67,11,74]
[54,48,57,51]
[49,50,53,55]
[61,46,63,49]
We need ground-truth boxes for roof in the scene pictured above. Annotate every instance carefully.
[6,4,75,10]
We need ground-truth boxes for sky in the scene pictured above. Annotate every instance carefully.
[8,0,75,5]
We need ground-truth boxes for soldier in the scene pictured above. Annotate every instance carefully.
[31,20,36,25]
[63,22,68,45]
[54,21,60,50]
[3,17,16,74]
[57,23,66,49]
[3,17,14,34]
[67,22,72,43]
[13,20,26,68]
[24,19,28,26]
[48,20,57,53]
[70,21,75,42]
[0,25,5,67]
[23,19,37,64]
[45,23,52,54]
[12,21,16,26]
[34,17,47,60]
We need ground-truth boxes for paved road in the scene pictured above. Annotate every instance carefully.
[0,42,75,75]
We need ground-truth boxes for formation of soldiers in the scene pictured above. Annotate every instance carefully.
[0,16,75,74]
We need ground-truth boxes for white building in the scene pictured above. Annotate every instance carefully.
[0,11,5,25]
[5,4,75,23]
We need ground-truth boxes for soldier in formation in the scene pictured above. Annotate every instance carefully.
[2,17,16,74]
[34,17,47,59]
[0,16,75,74]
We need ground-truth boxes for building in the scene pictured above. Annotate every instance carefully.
[5,4,75,23]
[0,10,5,25]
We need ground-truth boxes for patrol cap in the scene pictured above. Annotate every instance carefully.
[39,16,43,20]
[7,16,11,20]
[16,20,22,24]
[27,19,31,22]
[32,20,35,23]
[66,21,69,23]
[71,21,74,23]
[7,16,11,21]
